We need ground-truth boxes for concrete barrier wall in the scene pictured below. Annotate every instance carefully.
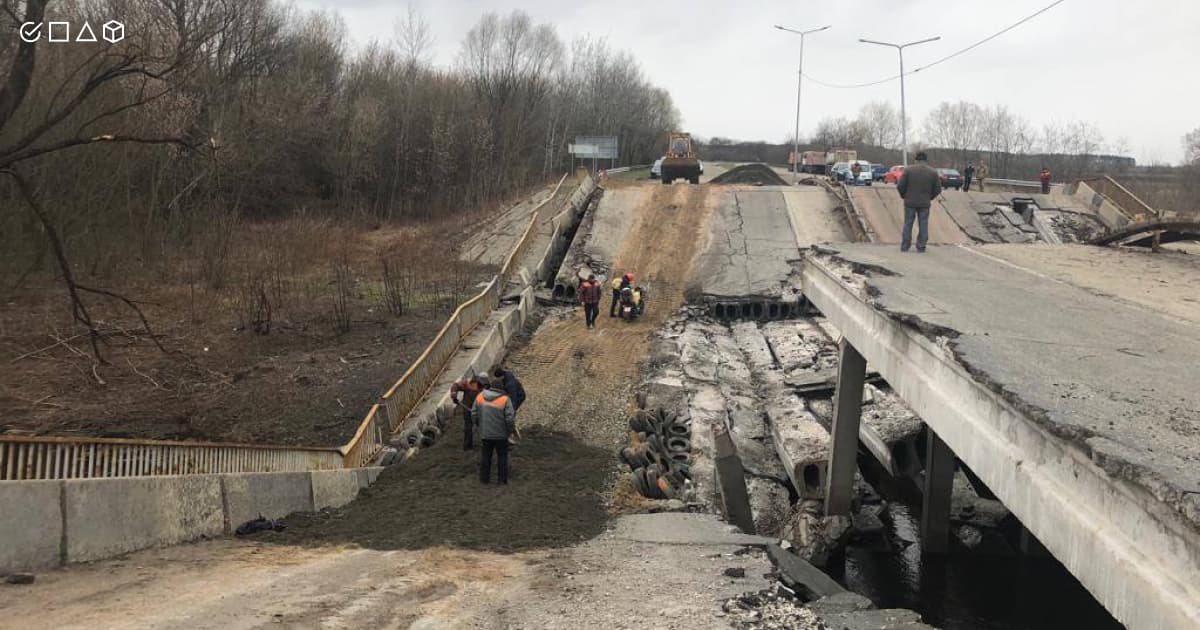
[0,467,382,573]
[0,480,64,571]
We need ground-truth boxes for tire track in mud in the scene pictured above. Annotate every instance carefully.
[507,183,716,449]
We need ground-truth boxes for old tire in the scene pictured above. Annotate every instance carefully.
[666,436,691,453]
[644,468,665,499]
[668,423,691,438]
[632,468,650,496]
[647,434,663,454]
[629,446,651,470]
[629,415,651,433]
[670,451,692,465]
[619,447,637,470]
[657,476,676,498]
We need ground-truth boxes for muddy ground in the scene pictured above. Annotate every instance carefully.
[259,427,611,551]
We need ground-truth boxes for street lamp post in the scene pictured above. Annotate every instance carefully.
[776,24,830,183]
[859,36,940,166]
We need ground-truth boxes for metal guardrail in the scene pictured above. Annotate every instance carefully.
[1,435,342,481]
[985,178,1044,189]
[345,172,571,459]
[2,173,575,481]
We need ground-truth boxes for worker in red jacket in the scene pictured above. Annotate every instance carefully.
[578,274,602,329]
[449,375,483,450]
[1040,167,1052,194]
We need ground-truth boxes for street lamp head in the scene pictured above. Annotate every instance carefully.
[776,24,832,36]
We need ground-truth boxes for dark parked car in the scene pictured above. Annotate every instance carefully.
[937,168,963,190]
[871,163,886,181]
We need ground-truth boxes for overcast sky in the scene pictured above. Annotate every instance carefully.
[299,0,1198,164]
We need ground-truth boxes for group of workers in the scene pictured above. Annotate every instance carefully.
[576,271,645,329]
[448,366,526,485]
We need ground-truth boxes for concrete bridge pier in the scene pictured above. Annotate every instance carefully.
[823,335,957,555]
[920,428,956,555]
[824,337,865,516]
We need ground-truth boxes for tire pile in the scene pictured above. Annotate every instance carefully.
[397,415,442,450]
[619,408,693,499]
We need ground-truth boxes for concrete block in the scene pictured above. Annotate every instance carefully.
[366,467,383,484]
[65,475,224,563]
[354,468,369,488]
[769,402,831,499]
[0,480,63,572]
[311,470,361,511]
[497,307,521,343]
[221,472,313,531]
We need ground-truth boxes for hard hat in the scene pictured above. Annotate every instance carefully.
[623,272,634,282]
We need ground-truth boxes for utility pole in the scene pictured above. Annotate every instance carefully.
[859,36,940,166]
[775,24,830,183]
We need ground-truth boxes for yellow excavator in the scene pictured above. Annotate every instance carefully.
[660,132,701,185]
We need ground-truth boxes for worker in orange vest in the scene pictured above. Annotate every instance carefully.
[471,375,516,484]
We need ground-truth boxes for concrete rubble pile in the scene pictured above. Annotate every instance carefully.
[637,309,926,566]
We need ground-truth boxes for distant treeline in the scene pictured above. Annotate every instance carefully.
[0,3,679,285]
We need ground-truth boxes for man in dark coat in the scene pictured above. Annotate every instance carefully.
[578,274,602,328]
[492,366,526,412]
[896,151,942,253]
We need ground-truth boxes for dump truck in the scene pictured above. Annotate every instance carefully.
[825,149,857,175]
[800,151,826,174]
[661,132,701,184]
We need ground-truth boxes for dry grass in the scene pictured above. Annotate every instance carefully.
[0,213,495,446]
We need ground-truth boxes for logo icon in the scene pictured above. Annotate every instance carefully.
[76,22,97,42]
[102,20,124,43]
[19,21,42,42]
[47,21,70,42]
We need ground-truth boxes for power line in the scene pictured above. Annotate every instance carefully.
[802,0,1069,89]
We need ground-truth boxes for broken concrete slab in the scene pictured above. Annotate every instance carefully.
[767,394,830,499]
[765,543,845,600]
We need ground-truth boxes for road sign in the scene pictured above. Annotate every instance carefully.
[570,136,618,160]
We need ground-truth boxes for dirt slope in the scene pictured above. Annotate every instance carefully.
[251,182,718,555]
[506,182,716,449]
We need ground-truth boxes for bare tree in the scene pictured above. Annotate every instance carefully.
[922,101,984,165]
[857,101,901,149]
[1184,127,1200,165]
[0,0,230,362]
[813,116,866,148]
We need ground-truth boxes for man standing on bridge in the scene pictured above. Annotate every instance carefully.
[976,160,989,191]
[896,151,942,253]
[472,375,516,485]
[1040,167,1052,194]
[963,161,975,192]
[579,273,601,329]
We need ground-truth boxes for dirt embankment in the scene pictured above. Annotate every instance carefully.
[270,183,720,547]
[711,163,790,186]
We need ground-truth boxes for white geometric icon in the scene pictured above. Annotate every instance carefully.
[76,22,97,43]
[47,21,70,42]
[18,22,42,43]
[102,20,124,43]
